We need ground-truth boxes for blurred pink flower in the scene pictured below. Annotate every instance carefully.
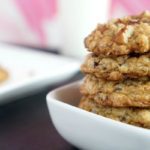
[110,0,150,18]
[14,0,57,46]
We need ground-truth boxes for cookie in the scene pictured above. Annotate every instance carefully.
[80,75,150,107]
[81,53,150,80]
[79,97,150,128]
[0,67,8,83]
[85,11,150,56]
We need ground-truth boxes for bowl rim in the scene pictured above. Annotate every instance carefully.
[46,81,150,135]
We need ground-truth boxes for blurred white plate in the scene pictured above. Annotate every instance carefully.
[0,44,80,103]
[47,82,150,150]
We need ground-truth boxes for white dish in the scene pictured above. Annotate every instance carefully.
[0,44,80,103]
[47,82,150,150]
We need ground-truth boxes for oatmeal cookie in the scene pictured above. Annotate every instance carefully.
[79,97,150,128]
[80,75,150,107]
[81,53,150,80]
[85,11,150,56]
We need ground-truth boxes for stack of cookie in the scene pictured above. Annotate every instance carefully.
[79,11,150,128]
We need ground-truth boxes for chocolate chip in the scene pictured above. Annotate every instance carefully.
[94,62,99,67]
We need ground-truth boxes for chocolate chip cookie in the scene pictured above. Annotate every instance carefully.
[79,97,150,128]
[81,53,150,80]
[80,75,150,107]
[85,11,150,56]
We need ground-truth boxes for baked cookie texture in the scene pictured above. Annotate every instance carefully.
[85,11,150,56]
[79,98,150,128]
[79,11,150,128]
[80,75,150,107]
[0,67,8,83]
[81,53,150,80]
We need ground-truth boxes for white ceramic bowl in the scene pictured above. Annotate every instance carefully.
[46,82,150,150]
